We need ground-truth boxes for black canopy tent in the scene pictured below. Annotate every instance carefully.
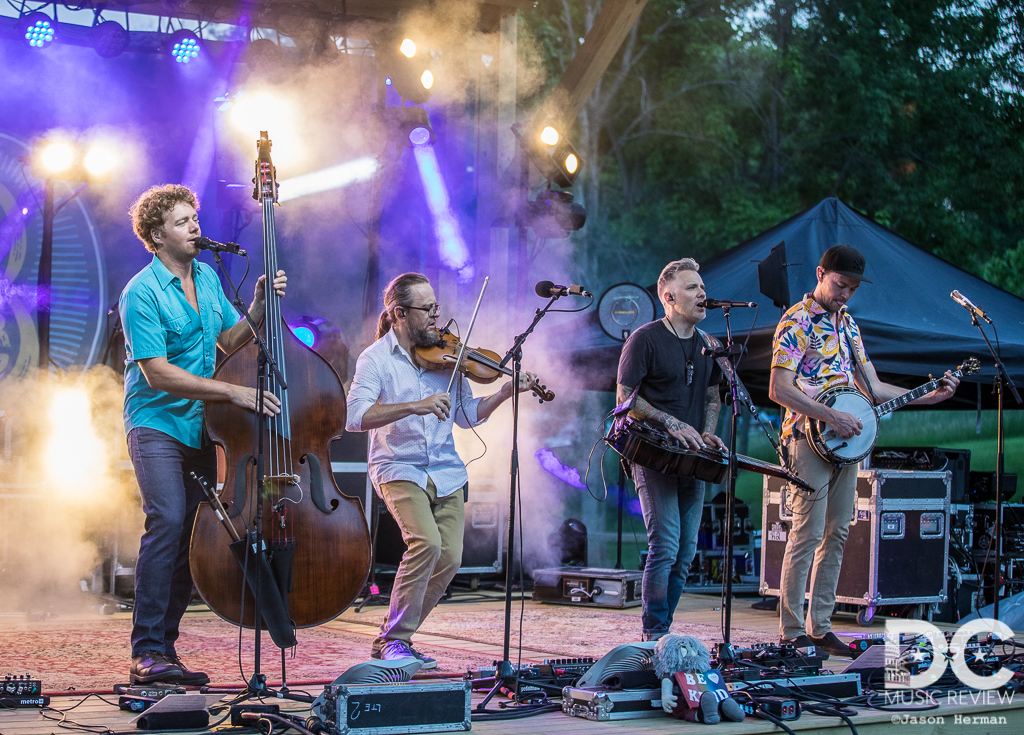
[570,198,1024,410]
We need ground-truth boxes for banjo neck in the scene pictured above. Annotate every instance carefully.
[873,364,972,418]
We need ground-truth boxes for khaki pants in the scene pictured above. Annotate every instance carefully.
[377,478,464,644]
[779,437,858,640]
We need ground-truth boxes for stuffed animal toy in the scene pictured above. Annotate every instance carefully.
[653,634,745,724]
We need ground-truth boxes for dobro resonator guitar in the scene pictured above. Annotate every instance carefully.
[805,358,979,465]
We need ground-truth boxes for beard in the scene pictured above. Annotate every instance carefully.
[410,325,442,348]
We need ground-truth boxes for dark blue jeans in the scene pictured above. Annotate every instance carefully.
[633,465,705,638]
[127,427,215,657]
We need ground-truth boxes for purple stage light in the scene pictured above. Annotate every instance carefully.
[411,143,473,281]
[169,29,201,63]
[535,448,587,490]
[21,12,56,49]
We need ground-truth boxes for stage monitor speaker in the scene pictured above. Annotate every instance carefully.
[374,488,504,576]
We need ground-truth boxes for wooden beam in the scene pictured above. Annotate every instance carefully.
[544,0,649,127]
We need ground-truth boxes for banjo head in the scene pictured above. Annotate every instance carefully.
[807,386,878,464]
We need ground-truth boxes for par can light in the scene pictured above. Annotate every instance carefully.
[21,12,56,49]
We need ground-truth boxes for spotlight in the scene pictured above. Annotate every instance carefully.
[518,190,587,239]
[381,106,435,147]
[39,140,75,176]
[168,29,201,63]
[513,123,584,188]
[30,137,118,183]
[92,20,129,58]
[287,316,349,380]
[83,142,117,178]
[377,36,434,104]
[21,12,56,49]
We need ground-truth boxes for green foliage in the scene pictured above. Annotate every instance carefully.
[520,0,1024,294]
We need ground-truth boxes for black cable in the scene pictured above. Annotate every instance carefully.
[804,704,859,735]
[471,701,562,720]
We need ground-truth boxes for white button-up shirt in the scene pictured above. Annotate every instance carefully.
[346,329,487,497]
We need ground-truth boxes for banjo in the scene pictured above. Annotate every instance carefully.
[805,357,979,465]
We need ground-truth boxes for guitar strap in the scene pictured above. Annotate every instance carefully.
[839,312,879,405]
[696,328,755,409]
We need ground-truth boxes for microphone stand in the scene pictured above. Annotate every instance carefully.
[964,311,1022,620]
[703,305,744,659]
[475,294,559,711]
[206,253,310,703]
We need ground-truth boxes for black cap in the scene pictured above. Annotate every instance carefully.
[819,245,871,283]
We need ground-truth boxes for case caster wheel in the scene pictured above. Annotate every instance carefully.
[857,606,876,626]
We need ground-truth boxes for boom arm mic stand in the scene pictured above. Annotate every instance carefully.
[962,307,1022,620]
[475,294,560,711]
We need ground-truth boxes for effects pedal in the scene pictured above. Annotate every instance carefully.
[116,684,187,713]
[1,674,48,708]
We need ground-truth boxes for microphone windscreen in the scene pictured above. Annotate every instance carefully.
[535,280,555,297]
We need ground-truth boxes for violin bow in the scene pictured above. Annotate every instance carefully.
[443,276,489,398]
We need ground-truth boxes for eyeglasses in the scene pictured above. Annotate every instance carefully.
[402,303,441,317]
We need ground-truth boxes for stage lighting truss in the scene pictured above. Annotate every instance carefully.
[92,20,130,58]
[380,106,435,147]
[513,122,583,188]
[518,189,587,240]
[377,36,434,104]
[20,11,57,49]
[168,28,201,63]
[29,137,117,183]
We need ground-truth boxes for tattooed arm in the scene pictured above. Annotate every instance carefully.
[617,382,705,451]
[701,385,726,450]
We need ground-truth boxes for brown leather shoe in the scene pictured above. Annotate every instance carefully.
[130,651,183,684]
[166,655,210,686]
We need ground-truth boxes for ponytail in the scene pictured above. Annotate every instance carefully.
[376,272,430,341]
[375,310,393,340]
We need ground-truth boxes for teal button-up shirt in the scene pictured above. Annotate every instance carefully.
[120,255,239,448]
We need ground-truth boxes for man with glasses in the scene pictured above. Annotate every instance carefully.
[347,272,536,666]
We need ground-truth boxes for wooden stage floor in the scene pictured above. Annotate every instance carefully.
[2,591,1023,735]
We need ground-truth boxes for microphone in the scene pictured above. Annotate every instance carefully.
[699,298,757,309]
[195,237,247,256]
[535,280,592,298]
[950,290,992,324]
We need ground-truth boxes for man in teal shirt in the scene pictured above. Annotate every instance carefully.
[120,184,286,685]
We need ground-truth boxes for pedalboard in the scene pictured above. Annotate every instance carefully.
[2,674,48,707]
[723,644,827,680]
[469,658,596,698]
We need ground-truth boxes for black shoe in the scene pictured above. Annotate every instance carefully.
[780,634,816,649]
[809,632,852,658]
[166,655,210,686]
[130,651,183,684]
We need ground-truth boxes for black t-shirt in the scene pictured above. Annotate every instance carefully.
[617,319,724,431]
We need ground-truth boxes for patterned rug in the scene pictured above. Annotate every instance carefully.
[340,602,774,660]
[0,612,490,693]
[2,603,774,693]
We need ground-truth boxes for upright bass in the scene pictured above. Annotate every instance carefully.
[189,132,371,632]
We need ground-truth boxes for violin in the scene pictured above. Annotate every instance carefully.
[415,331,555,403]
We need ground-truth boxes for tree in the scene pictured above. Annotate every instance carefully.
[519,0,1024,294]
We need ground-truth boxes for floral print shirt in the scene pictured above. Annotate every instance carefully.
[772,293,871,440]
